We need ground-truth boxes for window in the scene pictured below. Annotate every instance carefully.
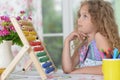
[41,0,63,68]
[41,0,74,68]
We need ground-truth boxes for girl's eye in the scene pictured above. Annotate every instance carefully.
[78,14,81,18]
[83,15,87,18]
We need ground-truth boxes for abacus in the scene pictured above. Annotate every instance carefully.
[1,17,57,80]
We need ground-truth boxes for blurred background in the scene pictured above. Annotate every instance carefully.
[0,0,120,69]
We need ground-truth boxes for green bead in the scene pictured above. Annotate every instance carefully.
[36,52,46,57]
[39,56,49,62]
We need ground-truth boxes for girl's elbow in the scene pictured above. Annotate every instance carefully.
[63,69,72,74]
[62,63,75,73]
[62,67,72,74]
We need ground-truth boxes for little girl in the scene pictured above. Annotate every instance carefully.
[62,0,120,75]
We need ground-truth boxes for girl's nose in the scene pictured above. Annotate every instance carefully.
[78,18,81,25]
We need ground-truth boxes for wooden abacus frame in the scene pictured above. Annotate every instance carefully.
[1,17,57,80]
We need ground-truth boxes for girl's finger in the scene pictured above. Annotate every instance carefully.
[80,32,88,37]
[79,32,88,41]
[75,32,81,40]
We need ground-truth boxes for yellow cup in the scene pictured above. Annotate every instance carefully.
[102,59,120,80]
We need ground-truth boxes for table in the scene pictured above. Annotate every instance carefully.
[0,70,103,80]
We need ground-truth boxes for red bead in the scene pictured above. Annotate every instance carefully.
[34,46,44,51]
[29,41,41,46]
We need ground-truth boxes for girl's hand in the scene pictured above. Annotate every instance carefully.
[65,31,87,42]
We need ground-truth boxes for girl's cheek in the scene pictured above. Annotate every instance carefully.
[78,28,81,32]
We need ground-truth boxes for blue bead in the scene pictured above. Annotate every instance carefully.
[42,62,52,68]
[45,67,55,74]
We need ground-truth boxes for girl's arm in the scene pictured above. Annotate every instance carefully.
[70,65,103,75]
[62,32,80,73]
[62,39,79,73]
[95,32,112,54]
[62,31,88,73]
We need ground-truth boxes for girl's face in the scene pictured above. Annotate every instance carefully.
[77,5,97,35]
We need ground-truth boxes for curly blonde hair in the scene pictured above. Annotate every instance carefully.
[75,0,120,51]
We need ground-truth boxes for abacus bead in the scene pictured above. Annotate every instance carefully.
[36,52,46,57]
[34,46,44,51]
[39,56,49,62]
[42,61,52,68]
[45,67,55,74]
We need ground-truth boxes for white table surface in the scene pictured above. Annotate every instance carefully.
[1,70,103,80]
